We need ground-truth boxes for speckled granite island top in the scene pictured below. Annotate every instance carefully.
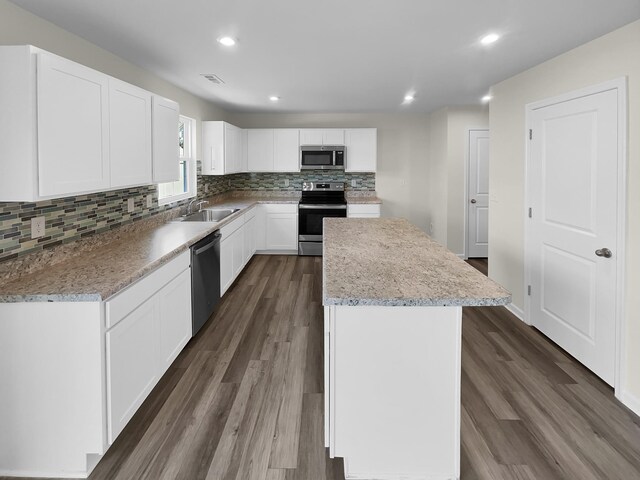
[323,218,511,307]
[0,196,298,303]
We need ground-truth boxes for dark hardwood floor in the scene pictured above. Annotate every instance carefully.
[467,257,488,276]
[5,254,640,480]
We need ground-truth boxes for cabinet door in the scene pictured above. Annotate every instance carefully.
[232,226,245,279]
[109,79,152,188]
[226,124,242,173]
[106,296,160,443]
[202,121,224,175]
[299,129,323,145]
[247,129,274,171]
[158,268,192,372]
[37,52,110,197]
[152,96,180,183]
[323,129,345,145]
[243,216,256,265]
[274,129,300,172]
[220,235,234,296]
[266,213,298,250]
[345,128,377,172]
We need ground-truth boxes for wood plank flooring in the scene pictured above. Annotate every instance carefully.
[5,254,640,480]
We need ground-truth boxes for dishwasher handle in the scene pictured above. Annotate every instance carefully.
[193,232,221,256]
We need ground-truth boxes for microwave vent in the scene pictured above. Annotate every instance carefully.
[201,74,225,85]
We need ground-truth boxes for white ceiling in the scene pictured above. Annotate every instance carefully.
[9,0,640,113]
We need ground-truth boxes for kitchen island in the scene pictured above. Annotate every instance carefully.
[323,218,510,480]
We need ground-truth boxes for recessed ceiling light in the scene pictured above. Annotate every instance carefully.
[480,33,500,45]
[482,95,493,103]
[218,36,236,47]
[404,94,415,102]
[269,96,280,102]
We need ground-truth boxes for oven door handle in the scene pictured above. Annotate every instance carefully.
[299,204,347,210]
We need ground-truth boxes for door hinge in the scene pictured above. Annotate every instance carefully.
[529,129,533,140]
[528,207,532,218]
[528,285,532,296]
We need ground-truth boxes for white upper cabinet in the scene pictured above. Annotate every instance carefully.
[247,129,275,172]
[109,79,152,189]
[0,46,181,201]
[345,128,377,172]
[299,128,345,146]
[37,52,110,198]
[152,96,180,183]
[273,129,300,172]
[201,121,243,175]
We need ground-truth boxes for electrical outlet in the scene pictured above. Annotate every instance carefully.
[351,179,357,188]
[284,179,290,187]
[204,183,209,193]
[31,216,45,239]
[127,198,135,213]
[429,222,434,234]
[146,195,153,208]
[228,180,231,187]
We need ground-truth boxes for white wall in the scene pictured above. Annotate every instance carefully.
[446,107,489,256]
[425,106,489,252]
[489,19,640,401]
[0,0,227,160]
[426,108,448,246]
[227,112,432,231]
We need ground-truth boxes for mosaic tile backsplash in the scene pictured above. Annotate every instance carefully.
[0,171,374,262]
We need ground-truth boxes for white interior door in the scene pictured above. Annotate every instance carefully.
[528,88,619,385]
[467,130,490,258]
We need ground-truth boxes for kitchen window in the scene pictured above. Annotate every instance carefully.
[158,115,197,205]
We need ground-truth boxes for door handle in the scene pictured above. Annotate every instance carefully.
[470,199,477,204]
[595,248,612,258]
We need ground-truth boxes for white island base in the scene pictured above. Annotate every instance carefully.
[325,305,462,480]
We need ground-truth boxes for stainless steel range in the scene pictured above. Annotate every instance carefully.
[298,182,347,256]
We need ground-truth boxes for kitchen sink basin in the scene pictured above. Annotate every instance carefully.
[173,208,240,223]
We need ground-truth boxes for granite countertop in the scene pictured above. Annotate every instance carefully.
[0,196,296,303]
[323,218,511,307]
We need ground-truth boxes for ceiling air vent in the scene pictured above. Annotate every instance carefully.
[201,73,225,85]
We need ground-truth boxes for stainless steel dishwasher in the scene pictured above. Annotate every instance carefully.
[190,231,221,336]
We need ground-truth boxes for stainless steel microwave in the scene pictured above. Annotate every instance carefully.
[300,145,345,170]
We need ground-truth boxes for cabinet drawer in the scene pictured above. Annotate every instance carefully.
[219,212,245,238]
[347,204,381,217]
[261,203,298,215]
[105,251,190,329]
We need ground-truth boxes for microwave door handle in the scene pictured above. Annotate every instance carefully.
[332,150,336,166]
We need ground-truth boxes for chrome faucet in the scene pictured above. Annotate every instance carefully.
[187,199,209,215]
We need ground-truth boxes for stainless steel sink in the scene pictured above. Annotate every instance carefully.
[173,208,240,223]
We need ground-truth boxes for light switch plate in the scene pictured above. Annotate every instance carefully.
[31,216,45,239]
[204,184,209,193]
[127,198,135,213]
[284,179,290,187]
[351,179,357,187]
[146,195,153,208]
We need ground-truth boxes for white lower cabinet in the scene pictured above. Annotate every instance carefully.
[158,269,192,370]
[106,297,160,444]
[262,204,298,252]
[220,204,298,297]
[244,210,257,264]
[105,252,191,444]
[220,213,246,295]
[347,204,381,218]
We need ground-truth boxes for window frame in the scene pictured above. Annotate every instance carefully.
[158,115,197,206]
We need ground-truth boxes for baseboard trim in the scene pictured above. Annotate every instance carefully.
[344,458,456,480]
[504,303,526,323]
[618,390,640,418]
[0,470,88,479]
